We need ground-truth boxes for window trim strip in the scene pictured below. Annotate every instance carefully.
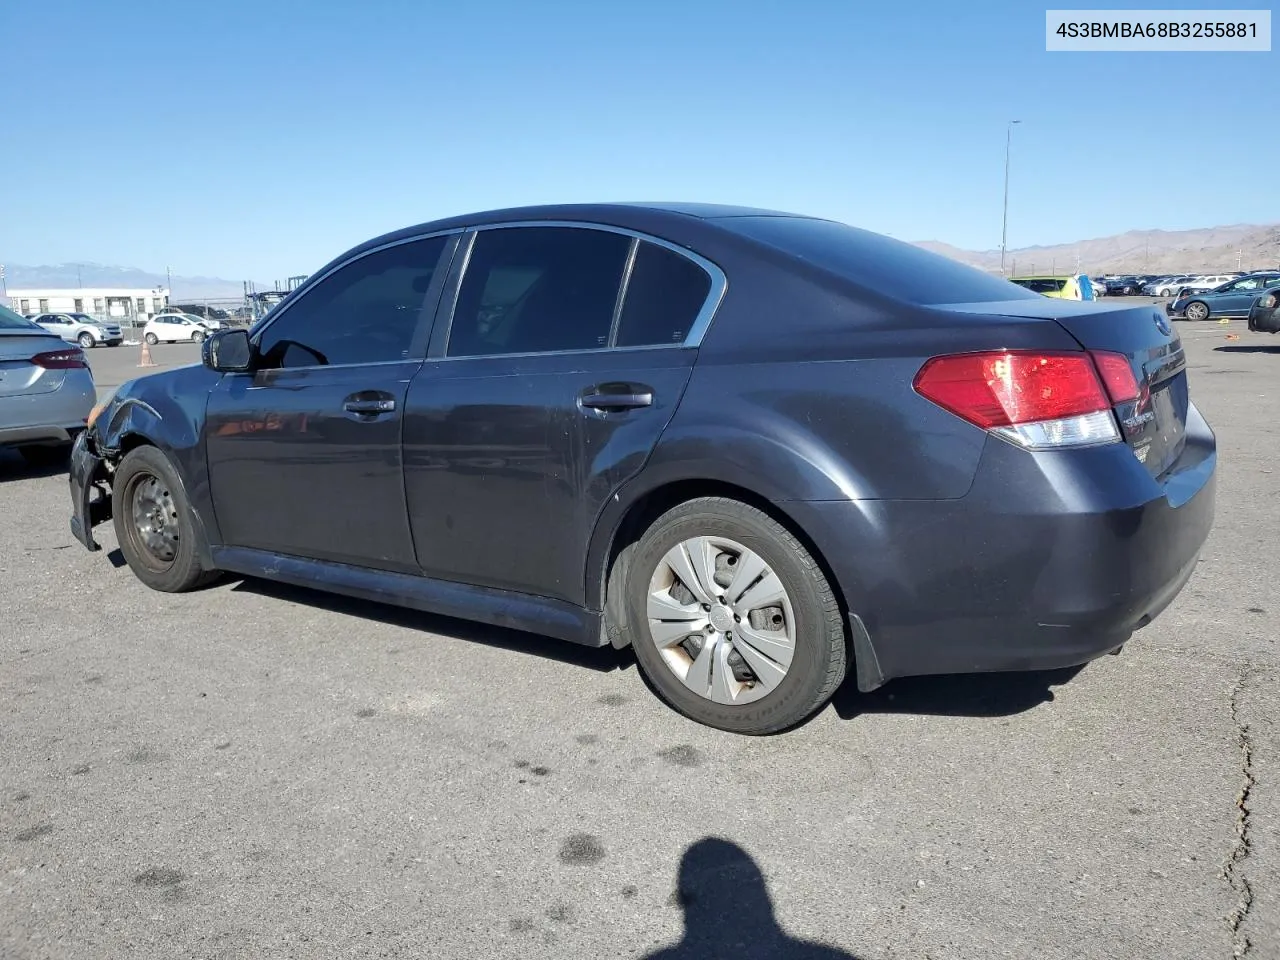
[607,237,640,349]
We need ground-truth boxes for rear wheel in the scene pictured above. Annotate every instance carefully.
[111,445,219,592]
[623,497,847,735]
[1185,301,1210,321]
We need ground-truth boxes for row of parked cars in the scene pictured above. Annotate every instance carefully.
[1094,272,1256,298]
[22,310,230,348]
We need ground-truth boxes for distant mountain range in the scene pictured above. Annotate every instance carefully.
[5,221,1279,300]
[0,263,267,301]
[914,222,1280,276]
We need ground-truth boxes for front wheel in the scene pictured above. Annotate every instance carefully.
[111,445,219,593]
[1185,301,1210,321]
[144,332,159,345]
[622,497,847,735]
[191,330,206,343]
[77,332,95,349]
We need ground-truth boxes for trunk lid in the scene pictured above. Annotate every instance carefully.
[0,331,73,397]
[938,299,1189,478]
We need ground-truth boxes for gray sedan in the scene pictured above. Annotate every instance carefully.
[0,304,96,465]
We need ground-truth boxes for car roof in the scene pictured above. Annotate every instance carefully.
[330,202,825,266]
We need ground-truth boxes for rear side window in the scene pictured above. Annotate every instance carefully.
[724,216,1042,306]
[447,226,630,357]
[256,235,448,369]
[0,304,38,330]
[614,242,712,347]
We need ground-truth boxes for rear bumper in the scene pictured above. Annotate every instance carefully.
[69,431,111,551]
[785,403,1217,689]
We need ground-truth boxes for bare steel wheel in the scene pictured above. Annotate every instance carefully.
[647,536,795,706]
[127,473,180,569]
[111,445,219,592]
[623,497,847,735]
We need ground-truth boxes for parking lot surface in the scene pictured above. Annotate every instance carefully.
[2,319,1278,959]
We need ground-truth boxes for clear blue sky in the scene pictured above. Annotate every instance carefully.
[4,0,1276,280]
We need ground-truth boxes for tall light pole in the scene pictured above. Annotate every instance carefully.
[1000,120,1021,276]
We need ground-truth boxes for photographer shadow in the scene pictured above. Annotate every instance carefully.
[642,837,862,960]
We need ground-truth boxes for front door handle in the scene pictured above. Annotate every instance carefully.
[580,384,654,412]
[343,392,397,418]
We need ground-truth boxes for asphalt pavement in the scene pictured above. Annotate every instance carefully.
[1,311,1277,959]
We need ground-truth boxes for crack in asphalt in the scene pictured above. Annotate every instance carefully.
[1223,664,1257,958]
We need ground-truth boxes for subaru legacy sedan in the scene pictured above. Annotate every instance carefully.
[67,203,1217,735]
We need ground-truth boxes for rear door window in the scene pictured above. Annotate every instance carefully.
[446,226,630,357]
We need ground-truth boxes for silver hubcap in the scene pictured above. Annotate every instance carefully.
[1189,304,1206,320]
[646,536,796,706]
[131,475,179,565]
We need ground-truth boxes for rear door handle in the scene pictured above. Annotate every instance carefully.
[580,384,654,412]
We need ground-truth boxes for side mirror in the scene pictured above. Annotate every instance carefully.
[202,328,253,373]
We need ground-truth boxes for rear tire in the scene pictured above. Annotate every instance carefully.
[111,445,219,593]
[622,497,847,735]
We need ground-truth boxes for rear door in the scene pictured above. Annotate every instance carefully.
[401,225,719,606]
[1217,276,1275,315]
[204,233,456,572]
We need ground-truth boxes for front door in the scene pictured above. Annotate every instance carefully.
[205,233,455,572]
[402,225,719,606]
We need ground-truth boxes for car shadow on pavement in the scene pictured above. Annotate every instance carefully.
[642,837,862,959]
[0,449,68,483]
[829,665,1085,721]
[1214,344,1280,353]
[226,576,632,674]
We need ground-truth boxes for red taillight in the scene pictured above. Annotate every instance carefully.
[1089,351,1140,404]
[913,351,1110,429]
[31,348,88,370]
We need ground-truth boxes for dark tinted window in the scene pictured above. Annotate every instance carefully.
[614,242,712,347]
[0,304,38,330]
[1010,278,1067,294]
[257,235,447,368]
[447,227,629,357]
[723,216,1043,306]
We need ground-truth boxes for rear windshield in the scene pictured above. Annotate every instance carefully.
[1010,278,1068,293]
[721,216,1042,305]
[0,304,39,330]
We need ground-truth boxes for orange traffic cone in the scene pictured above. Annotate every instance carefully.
[138,337,156,367]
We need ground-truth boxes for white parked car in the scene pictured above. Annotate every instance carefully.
[143,314,211,345]
[32,312,124,348]
[1177,275,1237,295]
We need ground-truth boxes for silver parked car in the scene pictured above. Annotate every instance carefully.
[1,305,97,465]
[33,312,124,349]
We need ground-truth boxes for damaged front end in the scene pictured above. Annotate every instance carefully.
[68,428,116,551]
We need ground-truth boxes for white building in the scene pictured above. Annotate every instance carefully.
[4,287,170,325]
